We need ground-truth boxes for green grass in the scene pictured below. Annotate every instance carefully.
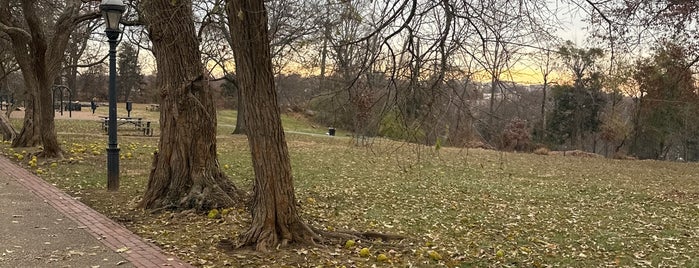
[1,106,698,267]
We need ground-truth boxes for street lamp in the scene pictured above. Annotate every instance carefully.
[100,0,125,191]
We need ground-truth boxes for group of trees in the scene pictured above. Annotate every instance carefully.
[0,0,698,253]
[631,44,699,160]
[0,0,391,251]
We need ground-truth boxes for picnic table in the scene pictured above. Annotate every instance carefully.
[100,116,153,136]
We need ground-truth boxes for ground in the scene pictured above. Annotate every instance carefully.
[1,104,698,267]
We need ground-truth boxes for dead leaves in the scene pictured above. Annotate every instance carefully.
[3,117,699,267]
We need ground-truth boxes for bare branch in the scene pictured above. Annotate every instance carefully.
[0,22,31,38]
[73,11,101,24]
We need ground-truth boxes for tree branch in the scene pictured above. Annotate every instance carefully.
[0,22,31,39]
[62,54,109,69]
[73,11,101,24]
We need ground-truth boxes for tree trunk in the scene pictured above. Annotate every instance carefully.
[12,86,40,148]
[138,0,239,211]
[0,0,88,158]
[13,70,61,157]
[37,79,61,157]
[540,75,547,141]
[0,113,16,141]
[227,0,319,251]
[232,86,246,134]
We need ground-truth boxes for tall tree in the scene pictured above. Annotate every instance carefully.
[631,42,698,159]
[227,0,320,251]
[533,49,555,142]
[62,19,99,97]
[582,0,699,71]
[0,35,19,90]
[0,0,99,157]
[547,42,606,149]
[192,0,247,135]
[138,0,239,210]
[117,42,142,102]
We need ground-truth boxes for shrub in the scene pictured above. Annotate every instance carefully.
[378,109,425,143]
[502,118,531,151]
[534,147,550,155]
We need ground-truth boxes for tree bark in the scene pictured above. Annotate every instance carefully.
[227,0,319,251]
[232,86,246,135]
[138,0,239,211]
[12,80,40,148]
[0,113,16,141]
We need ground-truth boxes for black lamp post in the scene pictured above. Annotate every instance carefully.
[100,0,125,191]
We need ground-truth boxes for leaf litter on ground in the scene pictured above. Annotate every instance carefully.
[1,111,698,267]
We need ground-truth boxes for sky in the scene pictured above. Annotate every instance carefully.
[505,1,592,85]
[135,1,595,85]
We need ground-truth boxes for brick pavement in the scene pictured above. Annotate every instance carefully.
[0,156,193,267]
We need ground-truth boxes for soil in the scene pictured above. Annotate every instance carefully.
[9,110,103,121]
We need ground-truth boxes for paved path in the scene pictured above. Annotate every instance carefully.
[0,156,193,268]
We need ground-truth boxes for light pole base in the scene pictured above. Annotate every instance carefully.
[107,147,120,191]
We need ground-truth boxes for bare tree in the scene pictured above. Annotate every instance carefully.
[0,0,100,157]
[138,0,239,210]
[117,42,142,102]
[0,33,20,119]
[62,19,100,97]
[193,0,320,135]
[227,0,320,251]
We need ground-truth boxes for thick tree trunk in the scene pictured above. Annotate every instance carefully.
[37,80,61,157]
[0,0,84,158]
[13,78,62,158]
[228,0,319,251]
[12,90,40,148]
[13,72,61,158]
[139,0,239,211]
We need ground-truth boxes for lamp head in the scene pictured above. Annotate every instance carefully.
[100,0,126,32]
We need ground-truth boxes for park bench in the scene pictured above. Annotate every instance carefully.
[100,116,153,136]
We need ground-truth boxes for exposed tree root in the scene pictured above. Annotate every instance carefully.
[35,150,63,159]
[219,220,407,253]
[139,152,245,212]
[148,204,178,214]
[235,219,324,252]
[140,180,243,212]
[310,226,407,242]
[12,127,40,148]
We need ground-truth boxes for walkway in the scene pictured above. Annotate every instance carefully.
[0,156,193,267]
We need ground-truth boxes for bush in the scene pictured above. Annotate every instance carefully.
[534,147,550,155]
[308,94,354,130]
[502,118,531,151]
[378,109,425,143]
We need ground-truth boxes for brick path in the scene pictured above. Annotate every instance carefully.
[0,156,193,267]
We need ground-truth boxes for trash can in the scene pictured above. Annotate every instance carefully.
[328,127,336,136]
[126,101,133,117]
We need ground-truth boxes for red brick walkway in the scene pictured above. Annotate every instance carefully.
[0,156,193,267]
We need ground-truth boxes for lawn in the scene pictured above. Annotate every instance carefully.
[1,106,698,267]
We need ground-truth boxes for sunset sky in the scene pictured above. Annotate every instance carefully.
[140,1,593,86]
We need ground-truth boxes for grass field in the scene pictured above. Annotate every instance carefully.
[1,105,698,267]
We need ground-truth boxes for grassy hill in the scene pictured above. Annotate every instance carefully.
[1,106,698,267]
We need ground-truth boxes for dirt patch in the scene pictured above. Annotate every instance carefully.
[10,110,103,121]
